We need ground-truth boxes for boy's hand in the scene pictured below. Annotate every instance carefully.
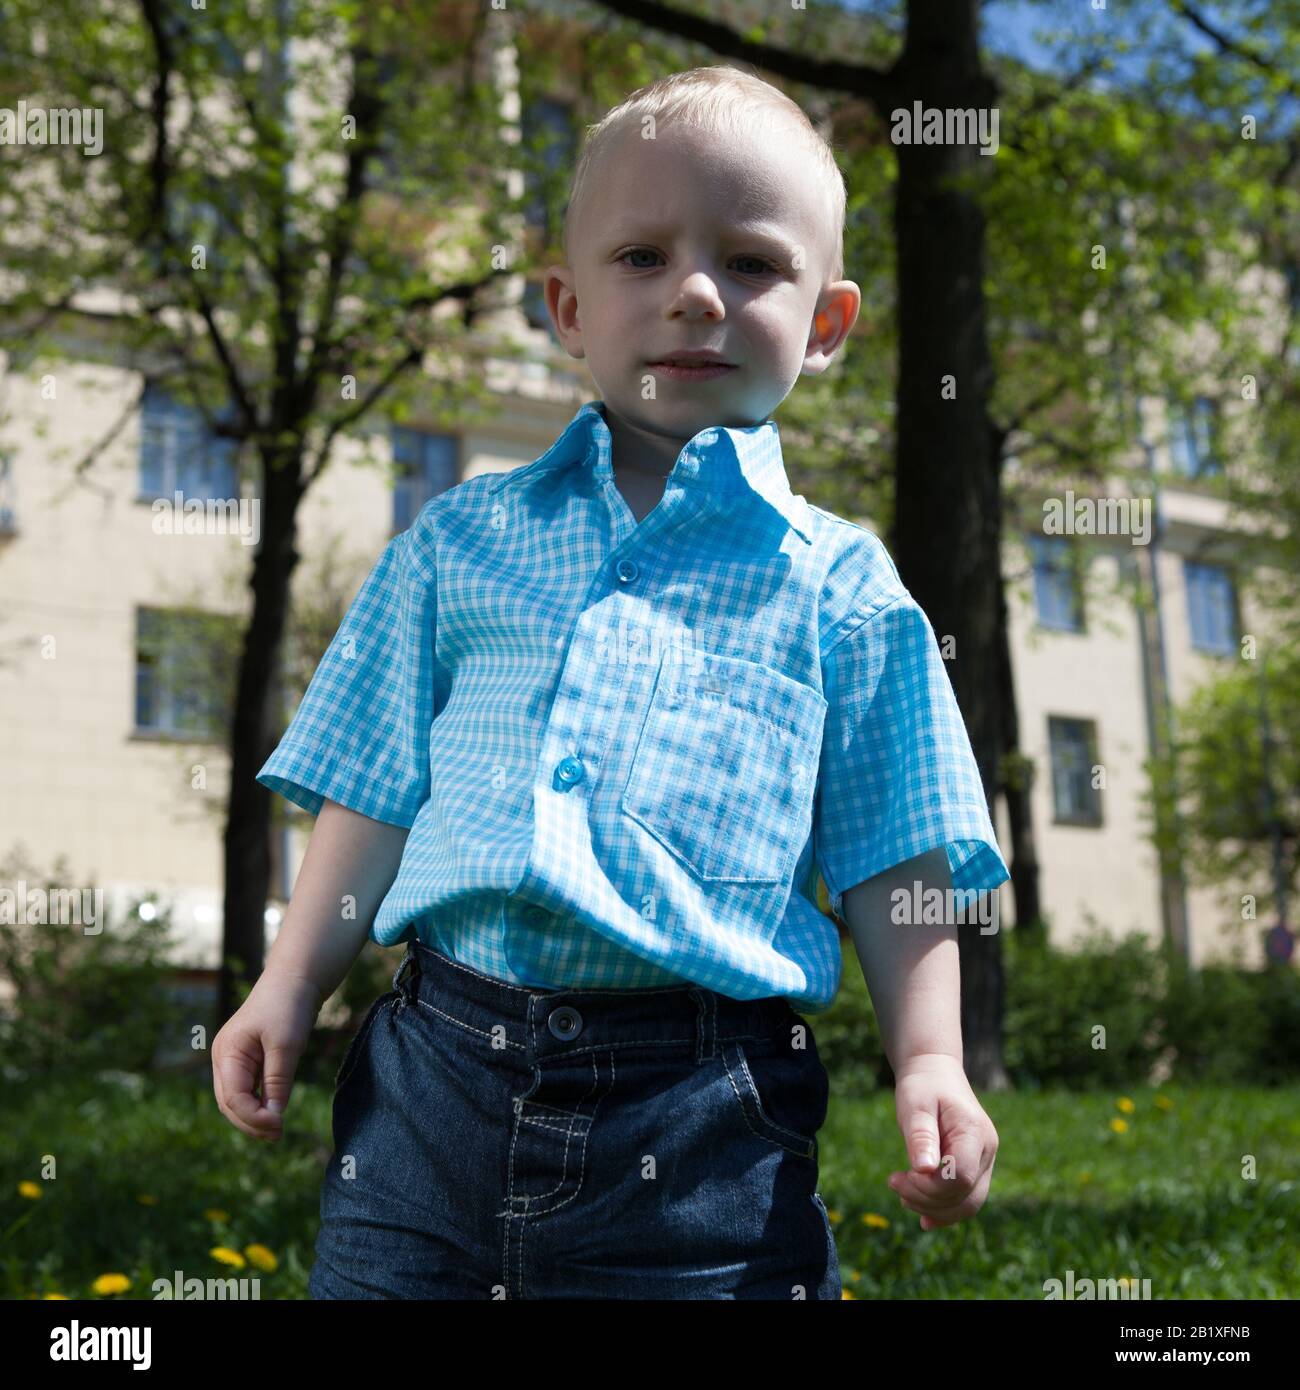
[211,969,323,1141]
[887,1052,998,1231]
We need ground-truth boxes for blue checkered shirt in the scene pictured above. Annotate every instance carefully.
[257,400,1008,1012]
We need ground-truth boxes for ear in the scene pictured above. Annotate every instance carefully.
[803,282,861,376]
[544,265,586,360]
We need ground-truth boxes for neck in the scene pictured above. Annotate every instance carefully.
[601,405,691,480]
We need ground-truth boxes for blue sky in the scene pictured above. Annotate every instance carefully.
[835,0,1225,82]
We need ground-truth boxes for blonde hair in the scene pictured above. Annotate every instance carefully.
[562,65,846,284]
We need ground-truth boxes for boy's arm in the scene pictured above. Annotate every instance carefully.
[840,844,961,1074]
[842,844,1001,1229]
[263,797,412,1007]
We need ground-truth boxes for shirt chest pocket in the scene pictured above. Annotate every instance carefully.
[620,652,827,885]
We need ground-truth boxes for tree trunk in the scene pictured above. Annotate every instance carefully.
[997,556,1045,946]
[888,3,1008,1089]
[218,453,303,1023]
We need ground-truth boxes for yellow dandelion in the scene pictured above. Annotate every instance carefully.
[1110,1117,1129,1134]
[826,1208,842,1225]
[244,1244,278,1272]
[1116,1097,1136,1114]
[1078,1170,1093,1184]
[1154,1094,1174,1111]
[863,1212,891,1229]
[17,1181,42,1200]
[841,1287,858,1299]
[44,1293,69,1300]
[210,1246,246,1269]
[135,1194,158,1206]
[203,1208,230,1223]
[92,1273,131,1296]
[849,1269,862,1282]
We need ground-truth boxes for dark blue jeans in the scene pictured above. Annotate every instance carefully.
[309,939,841,1299]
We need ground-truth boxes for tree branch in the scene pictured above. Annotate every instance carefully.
[188,280,260,436]
[70,381,147,478]
[136,0,176,242]
[587,0,898,110]
[301,335,424,488]
[321,274,497,373]
[1170,1,1283,79]
[302,40,390,401]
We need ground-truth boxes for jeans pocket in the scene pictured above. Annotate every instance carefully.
[718,1037,826,1160]
[812,1192,842,1298]
[333,992,395,1094]
[620,651,827,884]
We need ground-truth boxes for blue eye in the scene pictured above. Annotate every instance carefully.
[618,248,779,274]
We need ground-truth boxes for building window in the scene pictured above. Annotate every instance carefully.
[392,426,458,531]
[1184,560,1238,655]
[1285,262,1300,369]
[523,280,555,337]
[134,607,233,740]
[1048,716,1102,826]
[1167,395,1222,479]
[1029,533,1084,632]
[140,383,239,501]
[521,95,575,333]
[0,454,17,536]
[522,95,574,241]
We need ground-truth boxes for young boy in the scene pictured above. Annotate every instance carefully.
[213,65,1009,1300]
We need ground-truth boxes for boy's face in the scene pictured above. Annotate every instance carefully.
[544,120,860,448]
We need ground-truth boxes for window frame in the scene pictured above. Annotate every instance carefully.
[1029,532,1086,633]
[1047,715,1104,827]
[1167,394,1223,480]
[1184,558,1239,657]
[133,605,236,743]
[391,423,458,531]
[138,382,240,504]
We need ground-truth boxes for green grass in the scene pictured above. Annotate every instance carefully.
[823,1084,1300,1299]
[2,1071,331,1300]
[3,1073,1297,1299]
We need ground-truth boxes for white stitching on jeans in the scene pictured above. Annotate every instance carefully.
[516,1050,604,1207]
[720,1041,816,1158]
[413,995,525,1049]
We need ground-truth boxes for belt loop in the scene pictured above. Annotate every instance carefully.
[392,943,419,1005]
[689,988,716,1062]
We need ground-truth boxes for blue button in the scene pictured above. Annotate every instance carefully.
[556,757,585,785]
[547,1006,583,1041]
[615,559,639,584]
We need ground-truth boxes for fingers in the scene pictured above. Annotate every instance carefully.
[212,1036,285,1141]
[894,1179,989,1228]
[259,1045,300,1119]
[889,1161,994,1227]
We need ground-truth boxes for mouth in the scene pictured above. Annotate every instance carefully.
[648,356,738,380]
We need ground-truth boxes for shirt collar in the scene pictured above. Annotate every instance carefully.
[489,400,814,544]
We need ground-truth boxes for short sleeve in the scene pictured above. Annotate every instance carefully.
[256,525,436,828]
[814,592,1010,920]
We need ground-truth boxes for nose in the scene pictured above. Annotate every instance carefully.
[668,270,725,318]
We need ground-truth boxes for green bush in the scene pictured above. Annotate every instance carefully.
[1161,952,1300,1086]
[804,932,892,1095]
[818,916,1300,1092]
[0,850,186,1078]
[1002,925,1168,1089]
